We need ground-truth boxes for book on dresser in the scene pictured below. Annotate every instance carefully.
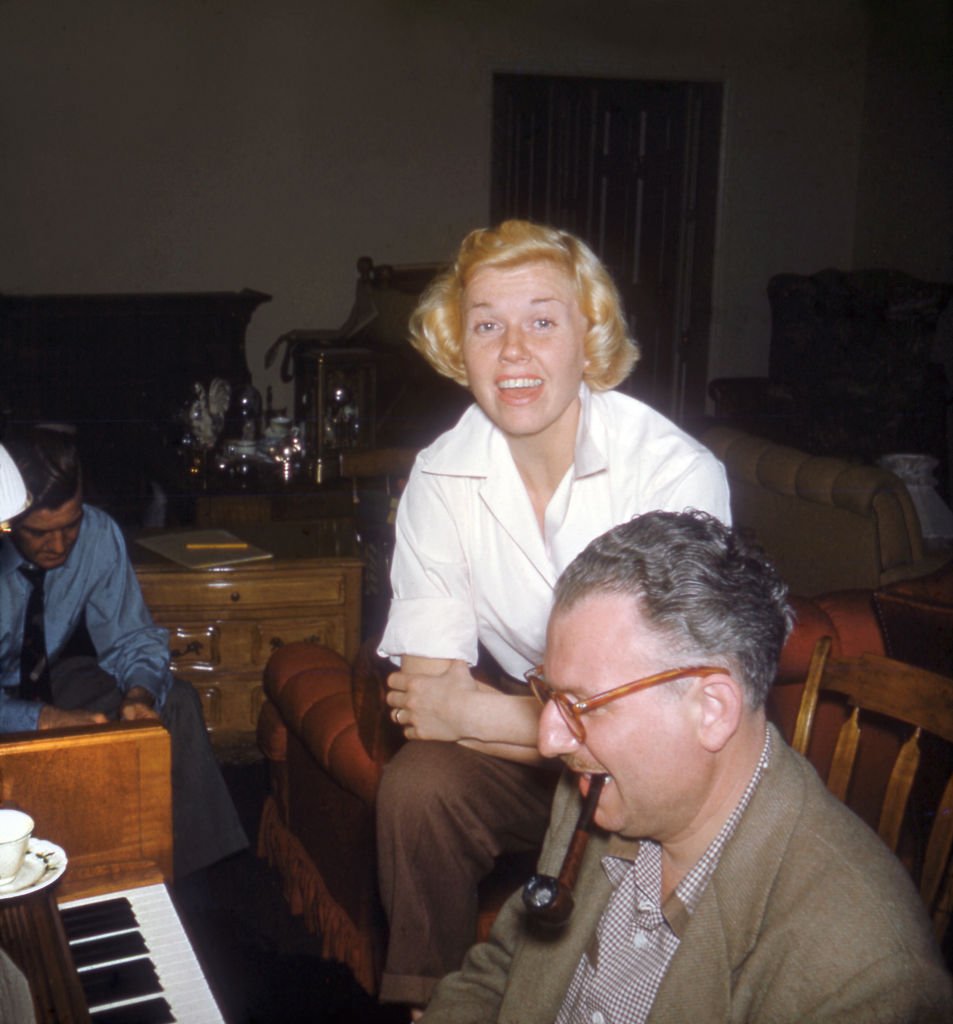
[135,528,273,569]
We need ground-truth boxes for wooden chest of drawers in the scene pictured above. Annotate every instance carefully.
[134,548,362,748]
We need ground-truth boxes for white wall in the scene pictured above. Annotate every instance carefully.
[0,0,886,415]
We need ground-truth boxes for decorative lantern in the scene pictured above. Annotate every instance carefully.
[294,347,376,482]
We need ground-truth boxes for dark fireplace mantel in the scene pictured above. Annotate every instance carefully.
[0,288,271,524]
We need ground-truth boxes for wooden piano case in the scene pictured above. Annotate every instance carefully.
[0,721,172,900]
[0,721,172,1023]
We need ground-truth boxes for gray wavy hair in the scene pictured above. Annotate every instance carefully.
[553,510,793,709]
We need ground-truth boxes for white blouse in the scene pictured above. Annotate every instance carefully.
[378,386,730,679]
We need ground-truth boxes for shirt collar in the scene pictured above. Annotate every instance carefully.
[572,384,607,479]
[603,726,773,939]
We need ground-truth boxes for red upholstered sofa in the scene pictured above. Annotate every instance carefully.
[254,576,923,995]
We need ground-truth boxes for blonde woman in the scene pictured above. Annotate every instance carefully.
[376,220,730,1015]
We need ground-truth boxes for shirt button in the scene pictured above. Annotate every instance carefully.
[591,1013,606,1024]
[633,932,651,950]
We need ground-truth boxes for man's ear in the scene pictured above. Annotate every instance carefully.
[693,673,743,753]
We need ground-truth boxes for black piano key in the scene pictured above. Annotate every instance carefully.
[90,996,175,1024]
[70,929,150,968]
[62,897,138,940]
[81,956,161,1007]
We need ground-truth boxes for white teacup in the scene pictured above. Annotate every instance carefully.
[0,809,33,885]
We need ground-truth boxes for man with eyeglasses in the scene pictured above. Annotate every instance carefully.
[420,510,952,1023]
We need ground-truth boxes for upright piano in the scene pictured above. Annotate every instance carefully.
[0,721,224,1022]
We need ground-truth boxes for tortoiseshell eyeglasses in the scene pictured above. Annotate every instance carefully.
[524,664,723,741]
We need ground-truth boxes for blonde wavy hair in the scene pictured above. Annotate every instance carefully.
[408,220,639,390]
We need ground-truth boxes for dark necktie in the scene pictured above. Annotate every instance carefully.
[18,565,52,703]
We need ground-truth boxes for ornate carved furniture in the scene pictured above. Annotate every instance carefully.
[133,523,362,748]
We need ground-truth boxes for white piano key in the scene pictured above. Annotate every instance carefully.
[61,883,225,1023]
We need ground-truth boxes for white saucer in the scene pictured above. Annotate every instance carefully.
[0,839,67,900]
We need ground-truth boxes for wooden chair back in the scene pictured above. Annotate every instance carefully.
[792,635,953,942]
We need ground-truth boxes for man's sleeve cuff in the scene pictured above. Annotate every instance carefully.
[0,697,43,734]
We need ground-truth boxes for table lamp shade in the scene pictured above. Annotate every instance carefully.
[0,445,29,523]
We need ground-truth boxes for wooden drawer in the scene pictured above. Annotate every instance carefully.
[134,554,362,744]
[166,625,221,669]
[138,565,350,613]
[251,615,347,661]
[184,673,266,736]
[156,615,348,672]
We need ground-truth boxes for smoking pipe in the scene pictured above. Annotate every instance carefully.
[522,773,607,925]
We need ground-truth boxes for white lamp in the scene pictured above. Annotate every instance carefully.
[0,444,29,525]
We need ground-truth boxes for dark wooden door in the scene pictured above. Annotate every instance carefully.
[492,74,721,422]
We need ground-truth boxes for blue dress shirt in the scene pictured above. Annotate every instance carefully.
[0,504,172,732]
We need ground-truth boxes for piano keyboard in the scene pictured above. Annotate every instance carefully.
[60,884,224,1024]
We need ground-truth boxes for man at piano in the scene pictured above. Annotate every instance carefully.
[0,425,247,879]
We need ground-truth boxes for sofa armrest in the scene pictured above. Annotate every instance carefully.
[702,425,929,594]
[260,641,382,806]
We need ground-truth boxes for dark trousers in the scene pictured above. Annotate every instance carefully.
[376,740,558,1006]
[51,657,248,878]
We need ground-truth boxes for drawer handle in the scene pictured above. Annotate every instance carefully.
[171,640,203,659]
[269,634,323,651]
[230,591,241,603]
